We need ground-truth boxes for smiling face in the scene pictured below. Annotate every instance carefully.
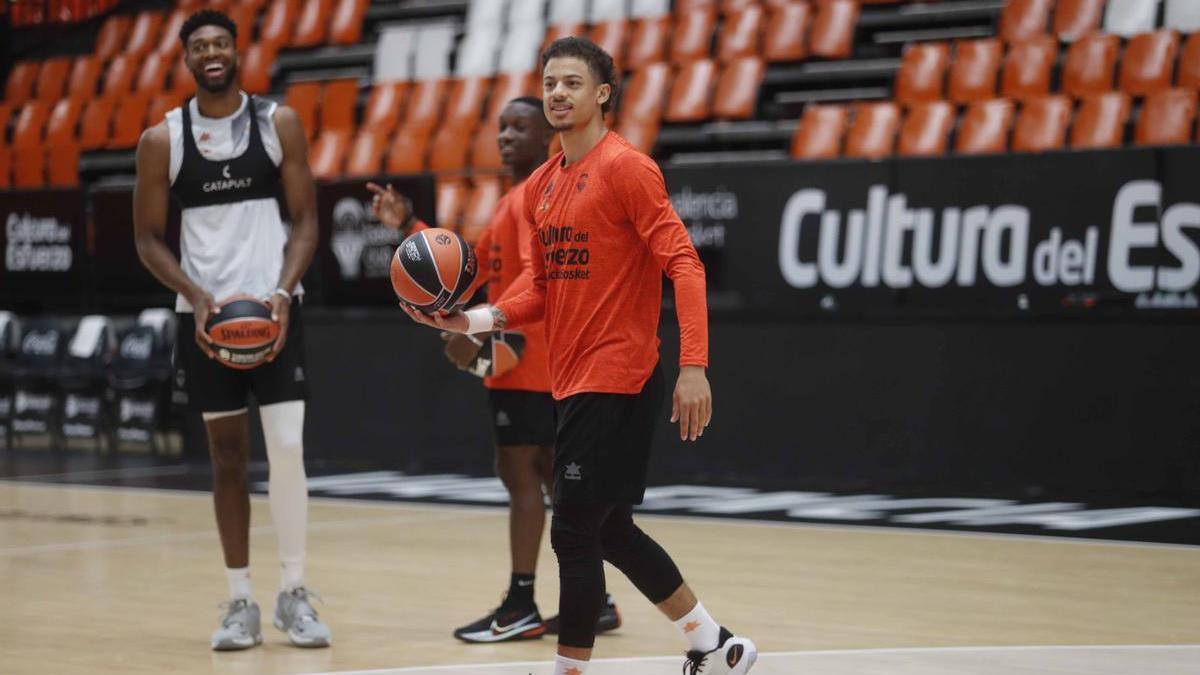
[184,24,238,94]
[542,56,610,133]
[497,101,551,170]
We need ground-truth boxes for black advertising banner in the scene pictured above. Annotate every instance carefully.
[89,186,178,310]
[664,147,1200,318]
[0,189,87,309]
[315,174,436,305]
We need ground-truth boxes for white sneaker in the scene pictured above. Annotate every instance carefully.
[274,587,332,648]
[211,598,262,651]
[682,627,757,674]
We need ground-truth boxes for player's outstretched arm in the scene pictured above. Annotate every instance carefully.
[398,303,508,334]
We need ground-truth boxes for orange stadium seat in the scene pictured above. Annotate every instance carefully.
[1063,33,1119,96]
[617,118,660,154]
[845,101,901,159]
[1179,33,1200,89]
[44,99,83,146]
[1053,0,1105,42]
[157,9,188,57]
[428,124,472,173]
[718,4,764,63]
[260,0,298,51]
[284,82,322,140]
[1071,91,1131,148]
[12,145,46,188]
[1119,30,1180,96]
[344,129,387,177]
[591,20,629,68]
[4,61,38,107]
[100,54,140,101]
[1012,95,1072,152]
[0,103,12,148]
[310,128,351,179]
[241,43,277,95]
[34,57,71,103]
[471,119,502,170]
[763,1,811,63]
[79,98,116,150]
[1001,36,1057,99]
[625,16,671,70]
[436,178,469,231]
[999,0,1053,43]
[721,0,759,12]
[330,0,370,46]
[810,0,860,60]
[487,72,537,120]
[714,56,764,120]
[665,59,717,122]
[1136,88,1197,145]
[404,79,448,132]
[293,0,333,48]
[671,8,717,63]
[147,91,184,126]
[443,77,491,132]
[897,100,956,156]
[109,93,153,149]
[386,127,432,173]
[676,0,717,12]
[135,52,171,96]
[543,23,588,56]
[12,101,49,149]
[0,148,10,188]
[956,98,1014,154]
[321,79,359,133]
[461,176,504,243]
[895,42,950,105]
[171,56,197,97]
[363,82,409,137]
[620,62,671,123]
[94,15,130,62]
[948,39,1002,104]
[125,11,164,58]
[46,143,81,187]
[228,4,258,52]
[791,104,847,159]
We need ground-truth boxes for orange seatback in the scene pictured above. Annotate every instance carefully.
[791,104,847,160]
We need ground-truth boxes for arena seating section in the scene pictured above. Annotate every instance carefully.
[2,0,1200,234]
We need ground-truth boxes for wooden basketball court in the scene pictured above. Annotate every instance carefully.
[2,477,1198,673]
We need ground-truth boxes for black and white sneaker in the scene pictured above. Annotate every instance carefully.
[453,600,546,643]
[682,627,758,674]
[544,594,622,635]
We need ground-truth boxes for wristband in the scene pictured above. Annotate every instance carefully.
[464,306,494,334]
[273,287,291,301]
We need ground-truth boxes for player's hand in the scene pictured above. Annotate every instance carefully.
[266,292,290,362]
[398,302,469,333]
[671,366,712,442]
[367,182,412,232]
[187,288,219,359]
[442,332,483,370]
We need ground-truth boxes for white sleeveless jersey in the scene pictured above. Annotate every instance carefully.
[166,93,302,312]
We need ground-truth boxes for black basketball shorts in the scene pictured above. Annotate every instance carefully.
[173,299,309,413]
[552,365,665,505]
[488,388,556,448]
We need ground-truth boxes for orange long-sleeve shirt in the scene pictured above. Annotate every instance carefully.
[496,131,708,400]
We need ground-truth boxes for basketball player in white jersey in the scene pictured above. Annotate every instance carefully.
[132,10,329,650]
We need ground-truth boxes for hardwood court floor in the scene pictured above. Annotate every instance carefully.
[1,481,1197,674]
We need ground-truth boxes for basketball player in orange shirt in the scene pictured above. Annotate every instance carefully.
[401,38,757,675]
[371,97,620,643]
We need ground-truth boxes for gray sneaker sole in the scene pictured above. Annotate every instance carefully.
[211,633,263,651]
[274,617,331,648]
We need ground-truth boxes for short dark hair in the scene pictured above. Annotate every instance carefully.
[179,10,237,47]
[541,37,618,113]
[509,96,544,110]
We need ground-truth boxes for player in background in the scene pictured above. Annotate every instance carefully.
[369,97,621,643]
[133,10,330,651]
[400,38,757,675]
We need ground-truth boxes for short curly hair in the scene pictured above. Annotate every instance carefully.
[541,37,618,113]
[179,9,237,48]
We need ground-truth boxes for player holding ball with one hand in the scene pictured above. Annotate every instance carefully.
[401,37,756,675]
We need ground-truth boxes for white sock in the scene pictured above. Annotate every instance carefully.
[675,601,721,652]
[260,401,308,592]
[553,655,589,675]
[226,566,253,600]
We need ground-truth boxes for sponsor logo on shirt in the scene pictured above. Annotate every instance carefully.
[202,164,253,193]
[538,224,591,281]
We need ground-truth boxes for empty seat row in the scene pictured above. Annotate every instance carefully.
[1002,0,1200,42]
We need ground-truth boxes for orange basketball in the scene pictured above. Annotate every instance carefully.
[390,227,478,313]
[465,331,526,378]
[203,295,280,370]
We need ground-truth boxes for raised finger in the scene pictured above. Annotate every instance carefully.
[366,181,385,196]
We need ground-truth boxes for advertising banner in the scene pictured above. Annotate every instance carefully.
[0,189,87,308]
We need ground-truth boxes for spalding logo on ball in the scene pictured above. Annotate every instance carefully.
[204,295,280,370]
[465,331,526,379]
[390,227,478,313]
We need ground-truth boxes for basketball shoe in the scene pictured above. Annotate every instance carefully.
[454,593,546,643]
[544,594,622,635]
[211,598,262,651]
[682,627,757,674]
[274,587,332,647]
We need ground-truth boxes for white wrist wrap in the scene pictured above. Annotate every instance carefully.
[464,306,495,334]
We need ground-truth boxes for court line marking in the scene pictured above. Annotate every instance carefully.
[302,644,1200,674]
[2,479,1199,552]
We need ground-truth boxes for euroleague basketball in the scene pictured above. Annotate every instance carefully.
[203,296,280,370]
[465,331,526,379]
[390,227,478,313]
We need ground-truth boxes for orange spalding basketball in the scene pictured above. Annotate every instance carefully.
[390,227,478,313]
[465,331,526,378]
[203,295,280,370]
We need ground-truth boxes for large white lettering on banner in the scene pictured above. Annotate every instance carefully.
[5,211,73,272]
